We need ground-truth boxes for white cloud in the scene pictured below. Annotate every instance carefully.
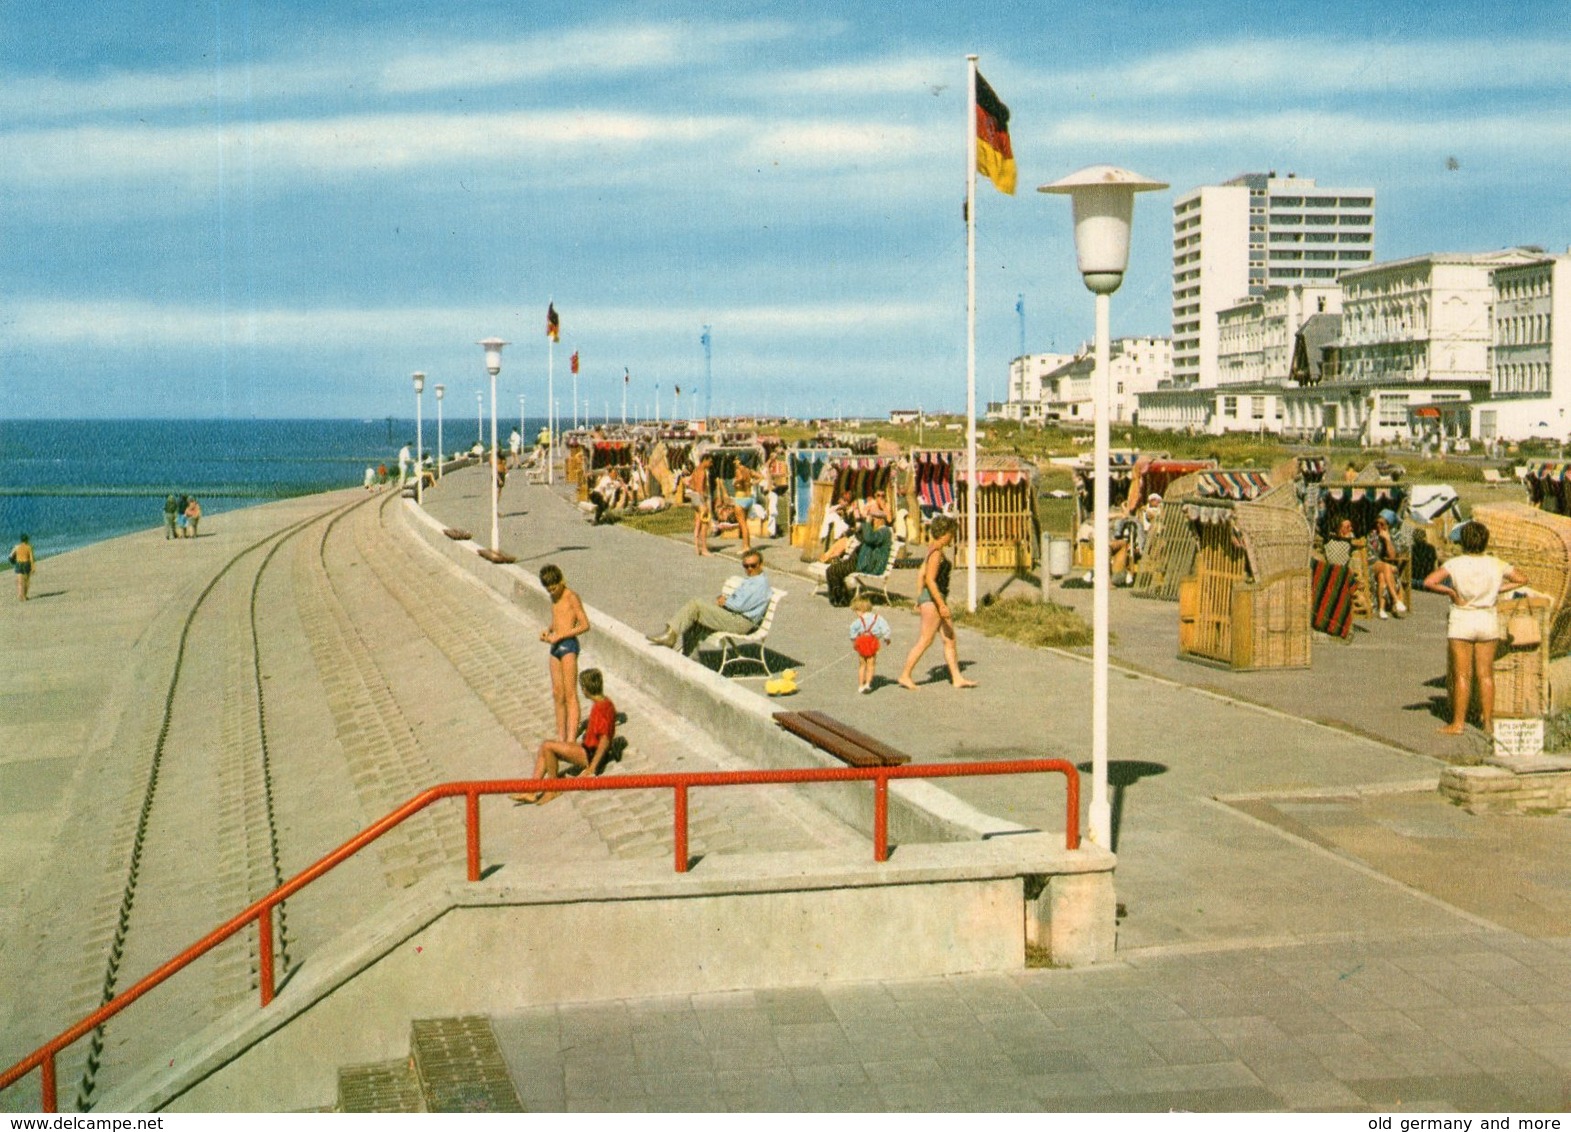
[1054,37,1571,102]
[7,298,945,349]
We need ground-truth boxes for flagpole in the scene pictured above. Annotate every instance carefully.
[965,54,980,614]
[622,369,628,426]
[572,351,579,431]
[547,322,556,486]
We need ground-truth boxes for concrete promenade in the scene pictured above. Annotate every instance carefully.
[2,463,1570,1111]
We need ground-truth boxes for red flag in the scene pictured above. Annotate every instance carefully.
[570,350,579,374]
[546,303,560,341]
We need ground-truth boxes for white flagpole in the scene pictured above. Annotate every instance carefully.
[547,316,556,485]
[965,54,980,613]
[572,352,579,431]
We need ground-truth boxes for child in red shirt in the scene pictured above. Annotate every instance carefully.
[514,668,617,805]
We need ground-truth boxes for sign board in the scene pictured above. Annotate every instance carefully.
[1494,718,1545,759]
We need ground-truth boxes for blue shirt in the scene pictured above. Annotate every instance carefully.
[726,572,772,622]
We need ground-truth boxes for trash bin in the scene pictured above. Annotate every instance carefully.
[1045,536,1072,579]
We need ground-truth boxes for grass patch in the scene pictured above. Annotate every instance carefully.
[954,596,1093,649]
[617,504,697,538]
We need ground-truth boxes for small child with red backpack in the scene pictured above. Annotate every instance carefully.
[848,595,893,694]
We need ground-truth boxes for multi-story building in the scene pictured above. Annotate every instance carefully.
[1171,173,1375,387]
[1478,254,1571,443]
[1041,338,1172,425]
[1216,285,1343,387]
[995,352,1077,422]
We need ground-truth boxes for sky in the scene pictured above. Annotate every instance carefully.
[3,1,1569,421]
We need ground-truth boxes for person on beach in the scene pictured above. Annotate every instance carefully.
[9,535,34,601]
[184,496,202,538]
[175,494,189,538]
[493,448,508,493]
[688,454,714,557]
[512,668,617,805]
[398,441,413,487]
[897,516,976,690]
[848,595,892,694]
[508,427,522,468]
[163,494,180,539]
[1423,521,1528,736]
[1369,509,1410,619]
[647,550,769,656]
[539,564,590,743]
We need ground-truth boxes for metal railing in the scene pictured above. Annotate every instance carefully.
[0,759,1078,1111]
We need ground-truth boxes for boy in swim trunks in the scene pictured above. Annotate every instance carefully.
[538,564,590,743]
[514,668,617,804]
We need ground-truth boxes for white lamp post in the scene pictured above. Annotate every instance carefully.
[412,372,425,505]
[1040,164,1166,850]
[479,338,509,554]
[434,384,445,480]
[476,392,483,450]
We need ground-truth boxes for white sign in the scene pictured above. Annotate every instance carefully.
[1494,718,1545,759]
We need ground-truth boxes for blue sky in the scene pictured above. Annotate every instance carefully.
[3,1,1568,420]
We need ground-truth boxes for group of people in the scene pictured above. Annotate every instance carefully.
[513,563,620,805]
[684,453,784,557]
[1323,509,1412,619]
[162,494,203,540]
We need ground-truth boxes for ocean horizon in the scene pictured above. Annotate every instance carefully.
[1,417,548,559]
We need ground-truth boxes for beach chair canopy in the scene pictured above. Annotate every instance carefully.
[911,449,960,513]
[789,448,850,523]
[1317,482,1407,537]
[955,455,1037,487]
[587,439,633,470]
[1193,469,1274,501]
[820,454,898,499]
[1524,461,1571,514]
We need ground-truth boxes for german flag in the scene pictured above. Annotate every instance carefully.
[546,303,560,341]
[975,72,1016,195]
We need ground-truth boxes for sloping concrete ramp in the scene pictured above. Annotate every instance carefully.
[100,835,1111,1112]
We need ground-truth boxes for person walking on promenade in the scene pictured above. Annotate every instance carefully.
[897,516,976,690]
[509,427,522,468]
[1424,520,1527,736]
[184,496,202,539]
[539,564,590,743]
[163,494,179,539]
[849,595,892,694]
[9,534,35,601]
[512,668,617,805]
[647,550,769,656]
[398,441,413,487]
[175,494,189,538]
[688,453,714,557]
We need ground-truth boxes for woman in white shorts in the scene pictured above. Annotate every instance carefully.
[1422,520,1528,735]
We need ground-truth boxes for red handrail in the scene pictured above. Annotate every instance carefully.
[0,758,1077,1111]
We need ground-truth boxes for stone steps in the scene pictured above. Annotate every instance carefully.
[337,1016,523,1113]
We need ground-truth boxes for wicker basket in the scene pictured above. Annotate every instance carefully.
[1471,502,1571,656]
[1494,593,1552,718]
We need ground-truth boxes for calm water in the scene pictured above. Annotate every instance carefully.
[0,418,540,559]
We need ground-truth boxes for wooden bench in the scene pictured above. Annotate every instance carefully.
[772,710,911,767]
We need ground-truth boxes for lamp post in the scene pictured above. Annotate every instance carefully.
[412,372,425,505]
[476,392,483,450]
[479,338,509,554]
[1040,165,1167,850]
[434,384,445,480]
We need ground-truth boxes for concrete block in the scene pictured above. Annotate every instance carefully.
[1028,870,1117,968]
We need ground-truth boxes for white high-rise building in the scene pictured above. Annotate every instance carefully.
[1171,172,1375,387]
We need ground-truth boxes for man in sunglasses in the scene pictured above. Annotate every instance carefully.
[647,552,771,656]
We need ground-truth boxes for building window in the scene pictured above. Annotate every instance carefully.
[1222,396,1238,416]
[1251,396,1266,420]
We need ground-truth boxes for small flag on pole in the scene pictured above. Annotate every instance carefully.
[570,350,579,374]
[975,72,1016,195]
[624,367,629,384]
[546,303,560,341]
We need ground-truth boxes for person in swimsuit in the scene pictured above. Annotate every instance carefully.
[897,515,976,690]
[10,534,34,601]
[688,454,714,557]
[538,564,590,743]
[1424,520,1528,735]
[514,668,618,805]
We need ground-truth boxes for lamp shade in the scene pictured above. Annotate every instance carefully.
[412,371,426,394]
[477,337,509,375]
[434,383,444,400]
[1039,165,1167,295]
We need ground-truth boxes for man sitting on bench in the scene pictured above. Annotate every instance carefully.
[647,551,770,656]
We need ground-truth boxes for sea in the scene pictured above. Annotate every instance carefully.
[0,418,545,559]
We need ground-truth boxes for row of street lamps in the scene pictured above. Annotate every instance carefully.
[409,338,511,555]
[401,166,1161,853]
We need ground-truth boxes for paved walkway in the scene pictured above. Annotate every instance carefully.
[4,464,1570,1112]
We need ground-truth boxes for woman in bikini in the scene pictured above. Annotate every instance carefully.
[538,563,590,743]
[897,515,976,690]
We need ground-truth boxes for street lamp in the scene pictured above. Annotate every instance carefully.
[434,384,445,480]
[476,392,483,450]
[1040,164,1167,850]
[479,338,509,555]
[412,372,425,506]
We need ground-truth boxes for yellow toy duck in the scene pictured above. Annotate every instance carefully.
[764,669,799,696]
